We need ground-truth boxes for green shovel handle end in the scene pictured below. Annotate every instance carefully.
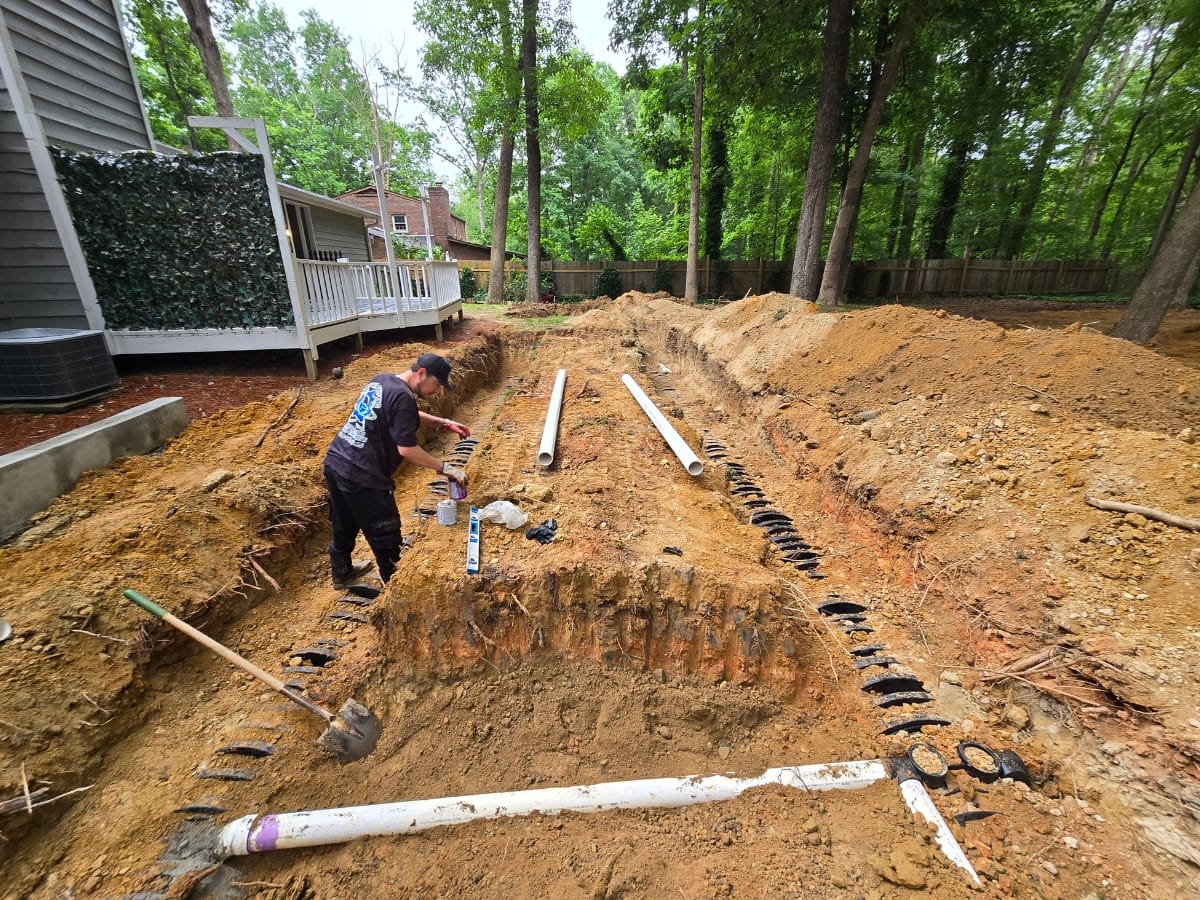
[123,588,168,620]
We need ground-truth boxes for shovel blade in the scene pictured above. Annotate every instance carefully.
[317,698,382,763]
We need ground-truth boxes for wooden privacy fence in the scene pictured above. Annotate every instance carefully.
[460,258,1118,299]
[856,258,1117,297]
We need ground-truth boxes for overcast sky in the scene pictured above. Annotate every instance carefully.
[269,0,627,75]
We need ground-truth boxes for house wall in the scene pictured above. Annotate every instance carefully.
[337,185,469,258]
[1,0,151,153]
[309,206,371,261]
[0,102,87,329]
[0,0,151,331]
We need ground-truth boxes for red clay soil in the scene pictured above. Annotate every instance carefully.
[1,297,1198,900]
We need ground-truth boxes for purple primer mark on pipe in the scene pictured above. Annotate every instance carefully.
[248,814,281,852]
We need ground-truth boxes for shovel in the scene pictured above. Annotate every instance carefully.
[123,589,381,763]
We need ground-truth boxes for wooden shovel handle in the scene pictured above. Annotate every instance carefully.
[123,589,332,723]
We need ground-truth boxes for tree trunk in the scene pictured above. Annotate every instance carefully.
[1085,34,1167,251]
[487,1,518,305]
[1111,182,1200,343]
[175,0,234,118]
[896,129,924,260]
[684,0,705,304]
[790,0,851,300]
[476,160,487,239]
[999,0,1116,259]
[1101,143,1162,259]
[487,129,515,303]
[521,0,541,303]
[925,136,970,259]
[1147,122,1200,261]
[816,8,915,308]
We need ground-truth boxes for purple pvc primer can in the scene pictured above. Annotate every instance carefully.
[449,478,468,501]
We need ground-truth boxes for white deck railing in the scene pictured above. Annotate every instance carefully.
[296,259,461,327]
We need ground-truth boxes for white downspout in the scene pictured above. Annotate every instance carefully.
[219,761,889,857]
[372,149,398,320]
[537,369,568,467]
[621,374,703,476]
[420,185,434,260]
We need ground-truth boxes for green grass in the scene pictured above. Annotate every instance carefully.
[462,303,568,330]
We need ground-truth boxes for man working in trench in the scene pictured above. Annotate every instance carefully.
[323,353,470,587]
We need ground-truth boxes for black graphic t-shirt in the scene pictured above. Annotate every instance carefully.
[323,373,419,490]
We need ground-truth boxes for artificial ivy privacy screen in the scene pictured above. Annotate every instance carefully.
[52,150,293,330]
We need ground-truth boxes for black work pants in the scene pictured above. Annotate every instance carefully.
[324,468,402,583]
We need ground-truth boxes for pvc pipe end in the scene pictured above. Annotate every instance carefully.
[537,452,553,467]
[686,461,704,477]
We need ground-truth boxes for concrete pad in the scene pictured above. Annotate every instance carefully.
[0,397,189,542]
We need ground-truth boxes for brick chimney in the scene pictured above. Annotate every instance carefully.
[426,182,451,254]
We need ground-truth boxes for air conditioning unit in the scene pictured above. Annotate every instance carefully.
[0,328,119,406]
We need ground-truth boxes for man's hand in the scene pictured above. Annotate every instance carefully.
[440,419,471,438]
[442,463,467,485]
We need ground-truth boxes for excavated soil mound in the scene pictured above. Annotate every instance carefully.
[1,296,1198,899]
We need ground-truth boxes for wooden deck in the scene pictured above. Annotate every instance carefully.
[106,259,463,378]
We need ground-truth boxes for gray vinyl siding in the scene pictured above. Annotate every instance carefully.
[1,0,150,153]
[0,100,88,330]
[310,207,371,261]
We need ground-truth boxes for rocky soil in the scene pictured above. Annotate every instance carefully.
[0,295,1198,899]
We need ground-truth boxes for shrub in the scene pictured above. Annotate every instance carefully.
[653,260,674,294]
[458,266,475,299]
[594,265,622,298]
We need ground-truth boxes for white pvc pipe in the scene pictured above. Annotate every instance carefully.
[898,777,981,886]
[537,369,568,467]
[219,761,888,856]
[621,374,703,476]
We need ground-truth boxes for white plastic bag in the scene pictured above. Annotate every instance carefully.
[479,500,528,529]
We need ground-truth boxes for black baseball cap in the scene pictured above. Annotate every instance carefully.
[415,353,453,390]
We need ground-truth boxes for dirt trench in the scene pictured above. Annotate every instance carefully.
[1,297,1199,899]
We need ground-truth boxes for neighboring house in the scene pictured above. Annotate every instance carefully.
[336,184,503,264]
[0,0,461,393]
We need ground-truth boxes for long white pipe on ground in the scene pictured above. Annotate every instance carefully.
[537,369,568,467]
[220,761,888,856]
[621,374,703,476]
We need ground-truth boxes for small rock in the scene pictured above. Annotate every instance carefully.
[1042,861,1058,876]
[1178,427,1195,444]
[201,469,234,491]
[717,745,731,760]
[1003,705,1030,730]
[1029,403,1049,415]
[935,451,957,466]
[656,725,673,740]
[869,421,894,442]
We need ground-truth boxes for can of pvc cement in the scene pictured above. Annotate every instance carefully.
[449,478,468,501]
[436,498,457,525]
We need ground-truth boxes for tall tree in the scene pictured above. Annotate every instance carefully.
[521,0,543,302]
[816,5,917,307]
[998,0,1117,258]
[123,0,222,151]
[789,0,851,299]
[1111,181,1200,342]
[684,0,705,302]
[175,0,234,117]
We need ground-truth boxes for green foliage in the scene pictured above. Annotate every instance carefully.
[594,266,623,298]
[653,260,674,292]
[391,236,447,260]
[123,0,224,152]
[52,149,291,330]
[459,265,476,298]
[226,7,435,197]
